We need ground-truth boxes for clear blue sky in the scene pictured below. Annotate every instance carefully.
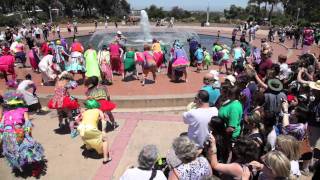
[128,0,249,11]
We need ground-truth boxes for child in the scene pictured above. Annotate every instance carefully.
[203,47,211,70]
[219,45,230,74]
[123,47,136,80]
[278,54,291,80]
[194,44,204,73]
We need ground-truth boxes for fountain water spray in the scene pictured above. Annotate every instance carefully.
[140,10,152,41]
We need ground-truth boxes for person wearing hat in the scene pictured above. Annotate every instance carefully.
[0,47,16,82]
[54,39,69,71]
[263,79,287,114]
[0,90,45,176]
[76,99,112,164]
[170,41,188,82]
[201,72,221,107]
[98,45,113,84]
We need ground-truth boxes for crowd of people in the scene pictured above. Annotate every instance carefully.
[0,21,319,179]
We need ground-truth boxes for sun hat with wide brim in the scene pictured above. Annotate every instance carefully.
[309,80,320,91]
[267,79,283,92]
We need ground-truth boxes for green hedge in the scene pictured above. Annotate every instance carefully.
[0,15,21,27]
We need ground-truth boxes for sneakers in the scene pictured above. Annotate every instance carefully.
[112,122,119,129]
[70,129,79,138]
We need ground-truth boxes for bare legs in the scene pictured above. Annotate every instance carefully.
[102,136,111,163]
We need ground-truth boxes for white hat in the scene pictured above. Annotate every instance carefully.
[226,75,236,86]
[209,70,219,81]
[117,31,122,35]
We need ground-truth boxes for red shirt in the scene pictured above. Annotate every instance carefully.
[41,42,50,55]
[258,58,273,78]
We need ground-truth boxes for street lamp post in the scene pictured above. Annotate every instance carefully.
[205,0,210,26]
[49,6,53,23]
[296,8,300,24]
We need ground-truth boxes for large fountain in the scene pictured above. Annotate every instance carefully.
[70,10,233,53]
[139,10,152,41]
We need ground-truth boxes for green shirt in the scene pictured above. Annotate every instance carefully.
[218,100,243,140]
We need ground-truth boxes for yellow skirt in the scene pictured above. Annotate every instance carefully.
[78,125,103,154]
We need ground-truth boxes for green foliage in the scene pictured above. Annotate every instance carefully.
[0,15,21,27]
[146,5,167,19]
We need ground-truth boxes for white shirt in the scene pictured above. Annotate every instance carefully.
[290,160,301,176]
[120,168,167,180]
[183,107,218,148]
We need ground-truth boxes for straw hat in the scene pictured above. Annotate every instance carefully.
[309,80,320,91]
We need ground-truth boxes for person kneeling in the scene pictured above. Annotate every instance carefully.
[76,99,111,164]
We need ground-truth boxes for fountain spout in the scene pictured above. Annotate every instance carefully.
[140,10,152,42]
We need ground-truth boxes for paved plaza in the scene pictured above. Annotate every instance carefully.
[0,25,318,179]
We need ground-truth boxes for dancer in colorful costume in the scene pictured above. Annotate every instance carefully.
[171,41,188,82]
[84,44,101,79]
[151,38,163,71]
[0,47,16,82]
[123,47,136,80]
[98,45,113,84]
[142,44,157,86]
[109,40,124,75]
[85,76,118,128]
[66,39,86,82]
[48,72,79,129]
[28,43,41,72]
[76,99,112,164]
[38,51,61,86]
[0,91,44,177]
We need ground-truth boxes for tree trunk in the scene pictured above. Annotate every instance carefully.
[268,3,274,21]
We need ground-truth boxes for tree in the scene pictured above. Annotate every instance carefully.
[146,5,166,19]
[169,6,191,19]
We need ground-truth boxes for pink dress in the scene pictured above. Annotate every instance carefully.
[0,55,15,75]
[143,51,156,69]
[109,43,123,73]
[153,51,164,68]
[28,48,40,70]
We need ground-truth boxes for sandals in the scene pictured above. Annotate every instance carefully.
[103,158,112,164]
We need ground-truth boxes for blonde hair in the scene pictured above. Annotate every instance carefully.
[276,135,300,160]
[264,151,291,178]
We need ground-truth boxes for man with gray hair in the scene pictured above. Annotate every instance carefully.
[120,144,167,180]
